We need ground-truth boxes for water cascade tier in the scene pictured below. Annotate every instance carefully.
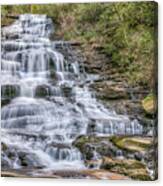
[1,14,143,171]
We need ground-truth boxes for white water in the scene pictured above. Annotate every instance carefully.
[1,14,143,170]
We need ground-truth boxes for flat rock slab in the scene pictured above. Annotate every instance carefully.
[1,169,129,180]
[82,169,130,180]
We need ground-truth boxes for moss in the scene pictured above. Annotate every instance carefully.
[110,136,152,152]
[1,142,8,151]
[1,85,19,98]
[142,94,156,115]
[102,157,145,169]
[1,17,15,27]
[130,173,151,181]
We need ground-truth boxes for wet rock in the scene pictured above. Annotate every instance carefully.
[47,142,71,149]
[137,117,154,127]
[1,158,11,168]
[137,117,154,135]
[2,142,44,169]
[7,150,17,160]
[134,152,143,161]
[144,142,158,180]
[73,136,96,160]
[1,98,11,107]
[87,119,96,134]
[50,70,58,82]
[73,134,154,179]
[101,157,151,180]
[1,142,8,151]
[61,85,73,97]
[73,135,120,160]
[35,85,50,97]
[1,84,20,99]
[85,159,102,168]
[18,152,44,169]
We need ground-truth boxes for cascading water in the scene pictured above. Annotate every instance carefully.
[1,14,143,171]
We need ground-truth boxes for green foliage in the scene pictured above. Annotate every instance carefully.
[1,1,157,88]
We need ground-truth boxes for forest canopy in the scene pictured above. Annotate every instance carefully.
[1,2,157,89]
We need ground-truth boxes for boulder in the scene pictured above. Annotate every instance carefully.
[110,136,152,152]
[101,157,151,180]
[73,135,120,160]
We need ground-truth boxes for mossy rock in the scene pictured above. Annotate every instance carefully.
[142,94,157,115]
[73,135,108,151]
[101,157,145,169]
[73,135,120,160]
[1,85,19,98]
[73,136,100,160]
[1,142,8,151]
[110,136,152,152]
[35,85,50,97]
[101,157,151,180]
[129,169,152,181]
[1,98,11,107]
[50,70,57,80]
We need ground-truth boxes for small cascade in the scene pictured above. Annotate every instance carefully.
[1,14,143,171]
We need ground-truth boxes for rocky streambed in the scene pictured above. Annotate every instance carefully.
[1,135,154,180]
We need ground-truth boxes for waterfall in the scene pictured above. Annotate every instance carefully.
[1,14,143,170]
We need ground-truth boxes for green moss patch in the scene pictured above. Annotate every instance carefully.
[110,136,152,152]
[142,94,157,115]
